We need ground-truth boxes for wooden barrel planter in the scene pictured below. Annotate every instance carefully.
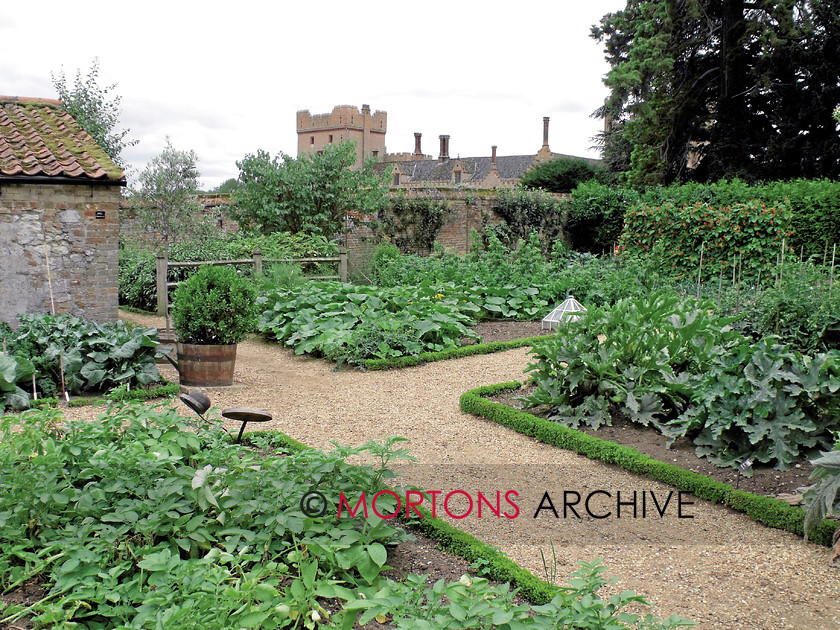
[176,343,238,387]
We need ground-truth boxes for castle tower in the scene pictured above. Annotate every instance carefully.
[296,104,387,167]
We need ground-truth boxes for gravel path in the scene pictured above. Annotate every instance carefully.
[113,313,840,628]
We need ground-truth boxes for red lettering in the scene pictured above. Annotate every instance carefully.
[338,491,367,518]
[444,490,473,519]
[503,490,519,519]
[477,491,500,518]
[371,490,401,519]
[405,490,425,518]
[428,490,442,518]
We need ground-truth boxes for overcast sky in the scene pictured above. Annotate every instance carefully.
[2,1,625,190]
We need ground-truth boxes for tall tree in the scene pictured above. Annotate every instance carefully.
[132,138,203,257]
[230,141,391,237]
[593,0,840,186]
[51,58,138,169]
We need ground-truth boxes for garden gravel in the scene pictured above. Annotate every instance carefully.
[69,312,840,629]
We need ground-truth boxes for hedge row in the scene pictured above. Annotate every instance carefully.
[459,382,837,547]
[361,335,546,371]
[564,178,840,257]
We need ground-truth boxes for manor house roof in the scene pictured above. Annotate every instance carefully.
[0,96,125,183]
[383,151,597,185]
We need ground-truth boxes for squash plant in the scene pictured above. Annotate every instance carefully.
[523,290,840,470]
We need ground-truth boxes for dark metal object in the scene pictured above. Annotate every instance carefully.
[222,408,273,442]
[180,391,211,420]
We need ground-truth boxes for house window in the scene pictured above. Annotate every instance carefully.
[372,150,379,157]
[329,134,333,143]
[393,173,400,186]
[310,136,315,145]
[454,171,462,184]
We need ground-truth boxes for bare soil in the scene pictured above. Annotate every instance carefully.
[21,313,840,630]
[485,386,816,501]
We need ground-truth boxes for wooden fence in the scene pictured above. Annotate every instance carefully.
[155,248,348,316]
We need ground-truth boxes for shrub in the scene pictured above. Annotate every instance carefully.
[171,265,257,345]
[377,194,450,254]
[118,233,339,312]
[563,180,640,254]
[488,188,563,251]
[519,156,606,193]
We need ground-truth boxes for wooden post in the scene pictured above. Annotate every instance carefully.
[696,242,704,299]
[778,237,786,289]
[156,251,168,317]
[339,247,348,283]
[735,251,742,315]
[830,244,836,300]
[717,266,724,310]
[252,248,263,277]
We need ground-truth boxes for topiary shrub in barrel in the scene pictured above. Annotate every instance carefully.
[171,265,257,386]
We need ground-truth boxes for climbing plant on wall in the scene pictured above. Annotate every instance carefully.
[376,193,450,254]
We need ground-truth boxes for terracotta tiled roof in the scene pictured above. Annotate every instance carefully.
[0,96,125,182]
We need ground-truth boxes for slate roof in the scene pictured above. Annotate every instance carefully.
[0,96,125,183]
[379,151,600,186]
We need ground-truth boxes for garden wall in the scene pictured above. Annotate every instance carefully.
[0,182,120,325]
[344,189,504,280]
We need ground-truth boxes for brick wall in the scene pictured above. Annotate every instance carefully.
[343,189,504,280]
[120,198,240,248]
[0,182,121,325]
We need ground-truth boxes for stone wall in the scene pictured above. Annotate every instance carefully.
[0,182,121,325]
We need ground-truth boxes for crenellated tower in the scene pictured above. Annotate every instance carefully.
[296,104,387,167]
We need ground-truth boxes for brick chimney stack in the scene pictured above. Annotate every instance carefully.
[490,145,498,172]
[414,132,422,156]
[439,135,450,162]
[542,117,550,149]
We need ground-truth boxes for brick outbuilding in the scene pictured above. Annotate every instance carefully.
[0,96,125,325]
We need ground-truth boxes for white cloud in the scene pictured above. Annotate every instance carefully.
[1,0,625,189]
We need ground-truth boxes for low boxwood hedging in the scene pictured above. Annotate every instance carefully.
[460,382,838,547]
[362,335,546,371]
[243,429,563,605]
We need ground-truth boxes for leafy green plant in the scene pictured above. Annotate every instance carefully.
[377,193,451,254]
[619,200,793,282]
[3,313,160,401]
[522,290,840,470]
[171,265,257,345]
[344,560,693,629]
[254,262,306,293]
[258,282,480,364]
[0,353,33,410]
[119,233,339,312]
[802,442,840,558]
[675,341,840,469]
[0,404,411,628]
[522,290,739,430]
